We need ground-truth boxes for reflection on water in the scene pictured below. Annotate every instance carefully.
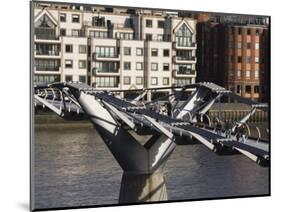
[34,125,269,209]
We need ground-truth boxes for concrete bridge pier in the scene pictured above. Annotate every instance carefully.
[119,171,168,204]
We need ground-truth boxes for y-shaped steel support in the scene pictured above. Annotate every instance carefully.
[73,91,176,203]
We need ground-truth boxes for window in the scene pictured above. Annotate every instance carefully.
[237,42,242,49]
[65,75,72,82]
[254,86,260,93]
[158,20,164,28]
[95,46,116,57]
[151,48,158,57]
[255,70,259,78]
[256,29,260,35]
[72,29,79,37]
[136,48,143,56]
[151,63,158,71]
[60,28,66,36]
[255,57,259,63]
[245,85,251,93]
[65,44,73,53]
[157,34,163,41]
[237,70,241,77]
[247,29,251,35]
[124,47,131,56]
[146,34,152,41]
[151,77,158,85]
[79,75,86,83]
[79,60,86,69]
[95,76,118,88]
[176,50,192,60]
[79,45,87,54]
[176,64,192,75]
[90,31,108,38]
[136,62,143,70]
[95,62,118,73]
[247,43,251,49]
[246,70,250,78]
[237,56,242,63]
[136,77,143,85]
[65,60,73,68]
[163,77,169,85]
[60,13,66,22]
[92,16,105,27]
[72,14,80,23]
[124,76,131,85]
[146,19,153,28]
[175,24,192,47]
[35,59,60,71]
[255,43,260,50]
[237,85,242,93]
[163,63,169,71]
[246,56,251,63]
[124,62,131,70]
[163,49,170,57]
[34,74,60,83]
[238,28,242,35]
[118,32,134,40]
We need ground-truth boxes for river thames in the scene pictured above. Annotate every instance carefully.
[34,125,269,209]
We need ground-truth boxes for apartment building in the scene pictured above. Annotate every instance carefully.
[33,2,197,100]
[196,15,270,102]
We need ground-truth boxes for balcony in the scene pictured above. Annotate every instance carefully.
[91,82,120,90]
[92,53,120,61]
[173,69,196,77]
[34,66,61,73]
[34,50,61,58]
[173,56,197,64]
[34,28,60,42]
[92,68,120,76]
[173,42,197,49]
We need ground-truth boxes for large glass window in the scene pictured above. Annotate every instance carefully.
[65,75,73,82]
[92,17,106,27]
[176,50,193,60]
[117,32,134,40]
[79,75,86,83]
[175,24,192,47]
[35,44,60,56]
[176,64,193,75]
[95,46,117,57]
[34,74,60,83]
[95,77,119,88]
[90,31,108,38]
[35,59,60,71]
[95,62,118,73]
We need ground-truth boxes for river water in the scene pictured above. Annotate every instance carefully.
[34,125,269,209]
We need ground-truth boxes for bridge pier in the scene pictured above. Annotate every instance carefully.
[119,171,167,203]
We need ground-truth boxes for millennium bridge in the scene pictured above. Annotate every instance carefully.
[34,81,269,203]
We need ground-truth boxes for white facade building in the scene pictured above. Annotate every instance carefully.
[33,2,197,100]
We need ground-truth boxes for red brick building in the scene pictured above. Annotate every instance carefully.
[196,15,270,102]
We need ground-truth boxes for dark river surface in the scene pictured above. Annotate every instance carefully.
[34,125,269,209]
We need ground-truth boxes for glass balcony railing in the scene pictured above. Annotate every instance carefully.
[35,65,60,71]
[35,50,60,56]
